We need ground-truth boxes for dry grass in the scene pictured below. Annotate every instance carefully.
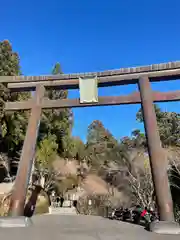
[0,189,50,216]
[0,182,14,195]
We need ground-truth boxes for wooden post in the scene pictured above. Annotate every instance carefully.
[8,85,45,216]
[138,76,174,221]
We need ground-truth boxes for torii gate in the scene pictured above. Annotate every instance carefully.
[2,61,180,222]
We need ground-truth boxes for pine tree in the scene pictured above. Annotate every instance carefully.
[39,62,74,156]
[0,40,29,178]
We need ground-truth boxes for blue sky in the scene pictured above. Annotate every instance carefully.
[1,0,180,142]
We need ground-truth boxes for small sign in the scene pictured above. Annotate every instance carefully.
[79,76,98,103]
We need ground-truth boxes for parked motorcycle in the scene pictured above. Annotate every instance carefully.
[109,205,159,226]
[122,208,132,221]
[149,209,159,222]
[110,208,124,220]
[132,207,158,225]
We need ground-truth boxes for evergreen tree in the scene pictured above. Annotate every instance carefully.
[39,62,74,156]
[136,104,180,147]
[86,120,117,169]
[86,120,117,152]
[0,40,20,76]
[0,40,28,156]
[0,40,29,178]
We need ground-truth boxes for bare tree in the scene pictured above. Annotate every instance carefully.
[122,150,155,209]
[168,149,180,190]
[127,165,155,208]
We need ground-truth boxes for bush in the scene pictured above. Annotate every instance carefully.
[0,189,50,216]
[34,199,49,215]
[0,192,12,216]
[77,195,111,216]
[32,190,50,215]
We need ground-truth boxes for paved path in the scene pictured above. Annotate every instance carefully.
[49,206,77,215]
[0,215,179,240]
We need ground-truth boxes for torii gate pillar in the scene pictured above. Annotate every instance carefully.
[8,85,45,216]
[138,76,174,221]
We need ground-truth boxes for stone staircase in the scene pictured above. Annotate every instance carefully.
[49,207,77,215]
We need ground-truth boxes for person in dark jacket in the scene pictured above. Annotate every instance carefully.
[73,200,77,208]
[24,185,42,217]
[60,196,64,207]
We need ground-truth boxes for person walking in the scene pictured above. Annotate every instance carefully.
[60,196,64,207]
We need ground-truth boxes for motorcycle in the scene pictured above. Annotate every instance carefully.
[149,210,159,222]
[110,208,124,220]
[122,208,132,221]
[132,207,159,225]
[109,206,159,225]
